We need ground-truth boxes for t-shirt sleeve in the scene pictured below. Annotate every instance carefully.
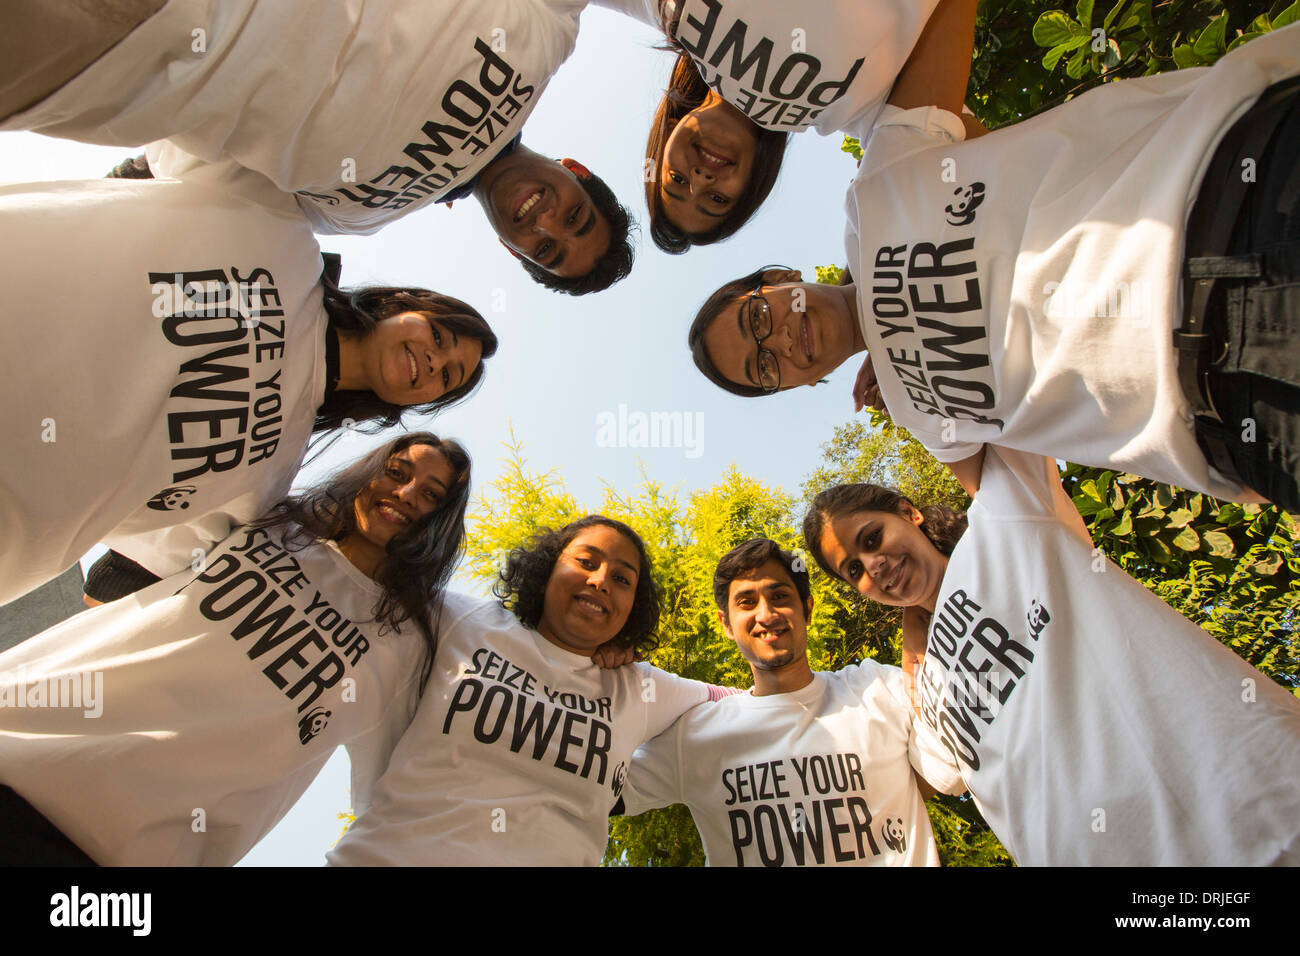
[619,717,689,816]
[859,104,966,175]
[343,670,422,819]
[976,446,1092,546]
[877,664,966,795]
[637,663,712,742]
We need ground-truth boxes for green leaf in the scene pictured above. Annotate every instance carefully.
[1253,552,1284,576]
[1079,479,1102,503]
[1188,494,1203,518]
[1204,530,1236,558]
[1102,0,1129,31]
[1043,34,1090,70]
[1065,43,1091,78]
[1165,508,1194,529]
[1114,509,1133,536]
[1173,525,1201,551]
[1153,484,1174,509]
[1076,0,1095,29]
[1275,1,1300,29]
[1192,14,1229,59]
[1147,536,1173,563]
[1034,10,1086,47]
[840,136,863,161]
[1172,43,1203,69]
[1134,0,1157,41]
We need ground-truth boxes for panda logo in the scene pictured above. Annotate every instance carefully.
[611,760,628,800]
[146,485,198,511]
[881,817,907,853]
[944,182,986,227]
[298,707,332,744]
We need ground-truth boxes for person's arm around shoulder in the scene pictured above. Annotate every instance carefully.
[611,714,688,818]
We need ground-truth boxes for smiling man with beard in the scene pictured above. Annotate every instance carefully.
[612,537,965,866]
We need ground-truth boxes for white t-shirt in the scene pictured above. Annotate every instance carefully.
[0,524,425,865]
[845,25,1300,500]
[620,661,965,866]
[914,445,1300,865]
[0,176,328,604]
[328,591,715,866]
[2,0,588,234]
[592,0,937,138]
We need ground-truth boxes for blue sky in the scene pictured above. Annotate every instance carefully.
[1,6,877,865]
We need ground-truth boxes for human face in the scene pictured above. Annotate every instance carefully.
[484,157,612,278]
[350,443,457,553]
[704,272,858,392]
[817,508,948,612]
[659,91,758,235]
[721,559,811,672]
[361,311,482,406]
[537,525,642,655]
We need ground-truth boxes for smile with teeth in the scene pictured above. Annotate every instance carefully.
[694,143,732,168]
[404,344,418,387]
[375,501,411,525]
[514,189,543,222]
[573,594,607,615]
[885,557,906,593]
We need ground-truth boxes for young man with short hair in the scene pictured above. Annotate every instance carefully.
[613,537,964,866]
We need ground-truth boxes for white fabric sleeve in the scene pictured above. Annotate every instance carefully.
[978,446,1092,546]
[620,716,689,816]
[860,103,966,174]
[343,669,423,818]
[879,665,965,794]
[636,663,712,742]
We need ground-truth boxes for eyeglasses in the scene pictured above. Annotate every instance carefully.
[742,285,780,394]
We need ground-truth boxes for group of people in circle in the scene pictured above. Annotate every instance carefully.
[1,0,1298,866]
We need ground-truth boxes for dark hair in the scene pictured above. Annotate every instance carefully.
[688,264,792,398]
[645,52,788,255]
[802,484,968,586]
[250,430,472,694]
[318,284,499,433]
[493,515,662,656]
[518,169,636,295]
[105,154,153,179]
[713,538,811,620]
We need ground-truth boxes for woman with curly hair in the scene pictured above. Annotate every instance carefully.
[0,431,472,865]
[330,515,733,866]
[0,173,497,608]
[593,0,974,252]
[801,446,1300,865]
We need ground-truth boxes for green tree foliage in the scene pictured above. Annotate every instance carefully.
[841,0,1290,156]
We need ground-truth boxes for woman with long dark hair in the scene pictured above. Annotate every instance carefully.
[0,174,497,608]
[801,446,1300,865]
[329,514,735,866]
[0,431,472,865]
[593,0,970,252]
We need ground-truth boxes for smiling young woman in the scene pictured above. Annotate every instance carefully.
[328,515,737,866]
[802,446,1300,865]
[0,431,472,865]
[590,0,963,252]
[0,175,496,609]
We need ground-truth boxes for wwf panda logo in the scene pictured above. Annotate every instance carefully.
[298,706,332,744]
[146,485,198,511]
[611,760,628,800]
[944,182,986,227]
[881,816,907,853]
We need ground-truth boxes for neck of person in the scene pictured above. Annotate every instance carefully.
[336,533,384,580]
[841,282,867,356]
[333,330,371,392]
[750,655,815,698]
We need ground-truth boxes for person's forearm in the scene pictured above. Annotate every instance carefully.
[887,0,979,114]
